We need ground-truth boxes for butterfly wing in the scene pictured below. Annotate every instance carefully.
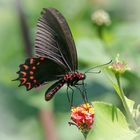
[35,8,78,72]
[15,57,66,90]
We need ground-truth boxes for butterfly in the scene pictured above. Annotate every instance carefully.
[14,8,87,102]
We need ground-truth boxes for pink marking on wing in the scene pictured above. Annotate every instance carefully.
[30,71,34,75]
[32,66,36,70]
[20,78,27,84]
[30,58,34,64]
[23,65,29,70]
[21,71,27,77]
[26,82,31,90]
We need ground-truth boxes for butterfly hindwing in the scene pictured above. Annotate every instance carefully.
[15,57,66,90]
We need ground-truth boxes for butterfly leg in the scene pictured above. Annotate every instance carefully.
[75,81,88,102]
[68,86,74,107]
[74,85,87,103]
[66,86,74,108]
[82,80,89,102]
[66,86,71,104]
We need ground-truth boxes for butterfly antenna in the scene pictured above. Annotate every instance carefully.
[86,70,101,74]
[85,60,112,74]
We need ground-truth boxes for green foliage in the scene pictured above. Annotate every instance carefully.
[87,102,138,140]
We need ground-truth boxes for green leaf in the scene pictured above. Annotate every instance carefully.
[124,96,135,114]
[87,102,137,140]
[106,73,135,114]
[112,82,121,97]
[133,105,140,127]
[105,73,122,98]
[76,38,110,66]
[133,134,140,140]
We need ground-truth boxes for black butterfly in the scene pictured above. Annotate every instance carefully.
[14,8,87,101]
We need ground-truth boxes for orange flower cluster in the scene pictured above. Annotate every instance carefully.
[70,103,94,133]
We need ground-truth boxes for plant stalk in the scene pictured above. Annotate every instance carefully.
[115,74,137,130]
[83,131,88,140]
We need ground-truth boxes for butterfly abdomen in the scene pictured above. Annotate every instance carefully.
[45,79,66,101]
[45,72,85,101]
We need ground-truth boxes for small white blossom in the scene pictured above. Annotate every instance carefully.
[91,9,111,26]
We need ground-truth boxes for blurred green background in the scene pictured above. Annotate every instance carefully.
[0,0,140,140]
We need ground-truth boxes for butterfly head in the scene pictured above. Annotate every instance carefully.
[77,72,86,80]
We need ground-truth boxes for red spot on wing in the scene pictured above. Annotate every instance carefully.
[30,71,33,75]
[26,82,32,90]
[30,76,34,80]
[21,71,27,76]
[23,65,29,70]
[30,58,34,64]
[20,78,27,84]
[15,57,48,91]
[32,66,36,70]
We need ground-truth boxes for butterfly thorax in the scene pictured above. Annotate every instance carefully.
[63,71,86,86]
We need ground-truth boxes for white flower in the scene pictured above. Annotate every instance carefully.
[91,9,111,26]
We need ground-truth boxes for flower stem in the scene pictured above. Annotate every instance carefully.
[83,131,88,140]
[97,25,104,40]
[115,74,137,130]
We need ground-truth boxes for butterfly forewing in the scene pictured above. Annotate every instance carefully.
[35,8,78,71]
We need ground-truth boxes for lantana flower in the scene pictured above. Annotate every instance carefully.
[69,103,94,138]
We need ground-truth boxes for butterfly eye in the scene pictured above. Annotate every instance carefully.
[81,74,85,80]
